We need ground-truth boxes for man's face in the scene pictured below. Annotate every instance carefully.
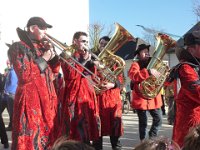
[138,48,150,60]
[74,35,89,54]
[30,25,47,41]
[188,44,200,59]
[99,39,109,51]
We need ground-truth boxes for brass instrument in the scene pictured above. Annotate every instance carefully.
[45,23,134,93]
[138,33,176,99]
[44,33,102,92]
[97,23,135,84]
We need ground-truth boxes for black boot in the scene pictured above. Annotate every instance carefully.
[110,136,122,150]
[92,137,103,150]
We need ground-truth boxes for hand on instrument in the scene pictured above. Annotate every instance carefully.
[149,68,161,78]
[101,82,115,91]
[42,48,55,61]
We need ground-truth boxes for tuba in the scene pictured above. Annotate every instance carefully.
[97,23,135,85]
[138,33,176,99]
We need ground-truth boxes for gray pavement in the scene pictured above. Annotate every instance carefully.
[0,110,173,150]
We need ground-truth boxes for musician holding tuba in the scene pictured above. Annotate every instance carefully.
[93,36,124,150]
[60,31,101,144]
[128,43,163,142]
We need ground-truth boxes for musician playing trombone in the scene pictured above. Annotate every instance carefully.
[7,17,61,150]
[60,31,101,145]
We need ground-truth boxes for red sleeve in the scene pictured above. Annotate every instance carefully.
[128,62,150,83]
[179,64,200,103]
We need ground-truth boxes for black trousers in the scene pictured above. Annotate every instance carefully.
[0,113,8,145]
[93,136,122,150]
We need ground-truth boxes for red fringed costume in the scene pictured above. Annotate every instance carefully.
[8,41,60,150]
[173,64,200,147]
[61,52,101,142]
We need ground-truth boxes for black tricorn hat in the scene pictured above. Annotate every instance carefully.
[135,44,150,55]
[184,30,200,46]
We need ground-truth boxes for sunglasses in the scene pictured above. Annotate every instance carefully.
[38,26,47,30]
[79,40,88,43]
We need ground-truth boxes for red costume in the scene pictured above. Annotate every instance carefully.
[128,61,162,110]
[172,63,200,147]
[61,52,101,142]
[8,41,60,150]
[97,76,123,137]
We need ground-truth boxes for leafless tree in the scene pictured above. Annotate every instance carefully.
[193,0,200,21]
[88,22,113,53]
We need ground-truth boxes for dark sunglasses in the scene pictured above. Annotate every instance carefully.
[38,26,47,30]
[80,40,88,43]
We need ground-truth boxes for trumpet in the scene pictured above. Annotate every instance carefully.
[44,33,103,92]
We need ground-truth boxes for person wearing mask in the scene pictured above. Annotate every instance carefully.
[8,17,60,150]
[128,44,162,142]
[3,60,18,131]
[60,31,101,145]
[171,31,200,148]
[93,36,124,150]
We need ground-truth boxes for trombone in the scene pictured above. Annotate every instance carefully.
[44,33,102,92]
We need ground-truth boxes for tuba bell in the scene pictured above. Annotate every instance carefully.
[138,33,176,99]
[97,23,135,84]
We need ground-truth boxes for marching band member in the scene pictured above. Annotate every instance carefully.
[60,31,101,144]
[93,36,124,150]
[128,44,162,142]
[8,17,60,150]
[171,31,200,148]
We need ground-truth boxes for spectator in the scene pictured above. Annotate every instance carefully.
[52,136,95,150]
[182,124,200,150]
[3,60,18,131]
[133,136,180,150]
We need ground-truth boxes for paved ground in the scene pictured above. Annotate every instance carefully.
[0,110,173,150]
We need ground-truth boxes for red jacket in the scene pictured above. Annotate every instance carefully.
[172,64,200,147]
[128,61,162,110]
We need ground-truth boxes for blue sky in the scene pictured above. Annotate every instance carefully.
[89,0,198,40]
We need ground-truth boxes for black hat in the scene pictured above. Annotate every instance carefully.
[135,44,150,55]
[26,17,52,28]
[184,30,200,46]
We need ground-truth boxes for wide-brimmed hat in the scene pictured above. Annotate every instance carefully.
[184,30,200,46]
[135,44,150,55]
[26,17,52,28]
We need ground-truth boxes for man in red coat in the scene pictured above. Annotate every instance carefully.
[172,31,200,148]
[92,36,124,150]
[128,44,162,141]
[60,32,101,144]
[8,17,60,150]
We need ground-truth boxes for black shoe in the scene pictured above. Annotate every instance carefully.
[4,142,9,148]
[6,126,12,131]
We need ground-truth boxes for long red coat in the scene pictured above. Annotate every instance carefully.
[128,61,162,110]
[61,52,101,142]
[172,64,200,147]
[8,41,60,150]
[97,75,124,137]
